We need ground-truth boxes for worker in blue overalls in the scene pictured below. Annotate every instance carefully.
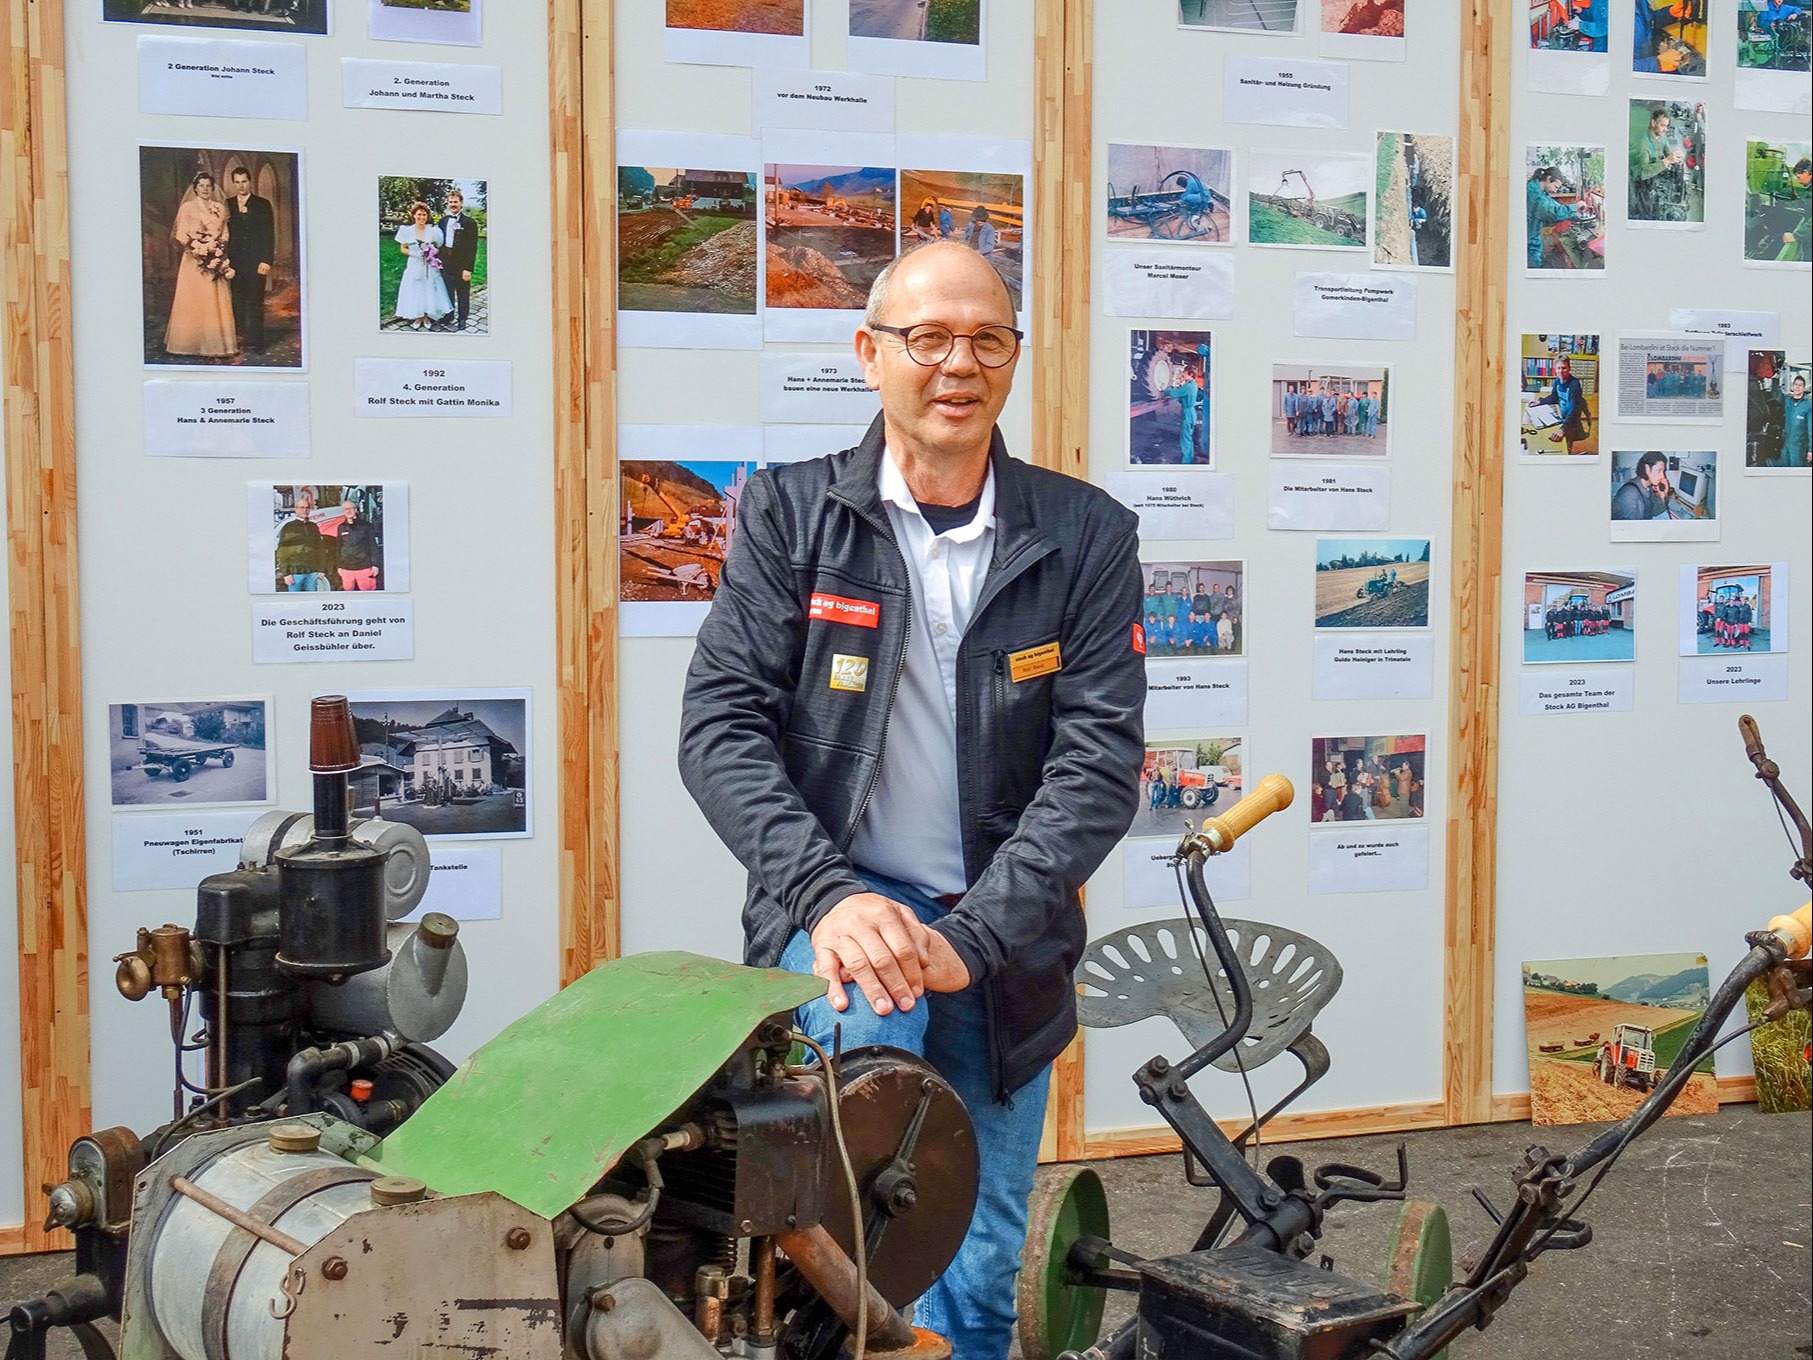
[1527,165,1584,269]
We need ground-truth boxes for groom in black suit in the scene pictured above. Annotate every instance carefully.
[439,188,480,332]
[225,166,275,353]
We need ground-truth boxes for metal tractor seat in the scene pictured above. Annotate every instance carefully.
[1076,918,1344,1140]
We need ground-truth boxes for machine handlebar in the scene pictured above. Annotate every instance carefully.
[1189,774,1294,855]
[1766,903,1811,960]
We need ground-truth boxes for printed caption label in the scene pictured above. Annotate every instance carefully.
[355,359,513,418]
[1307,824,1430,895]
[112,810,265,892]
[253,599,414,664]
[1145,659,1248,728]
[143,381,310,459]
[1519,669,1635,715]
[139,36,308,120]
[342,59,503,114]
[1266,463,1390,531]
[1314,635,1434,701]
[1678,654,1789,705]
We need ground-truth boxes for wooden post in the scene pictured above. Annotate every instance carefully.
[1444,0,1511,1126]
[2,0,92,1252]
[1032,0,1092,1162]
[552,0,621,984]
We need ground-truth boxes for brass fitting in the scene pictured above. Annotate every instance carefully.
[114,925,203,1002]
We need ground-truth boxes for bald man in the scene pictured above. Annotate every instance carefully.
[680,242,1145,1356]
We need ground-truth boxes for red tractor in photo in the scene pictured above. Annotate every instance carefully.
[1597,1022,1659,1092]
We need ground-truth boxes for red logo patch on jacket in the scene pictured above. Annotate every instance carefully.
[1132,623,1147,655]
[809,592,881,628]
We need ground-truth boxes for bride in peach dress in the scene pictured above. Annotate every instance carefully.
[163,170,238,359]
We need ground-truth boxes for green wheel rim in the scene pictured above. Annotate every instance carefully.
[1016,1166,1111,1360]
[1387,1198,1454,1360]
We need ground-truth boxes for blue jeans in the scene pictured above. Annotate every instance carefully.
[778,869,1052,1360]
[285,573,329,591]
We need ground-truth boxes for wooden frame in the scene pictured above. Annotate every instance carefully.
[3,0,92,1255]
[552,0,621,985]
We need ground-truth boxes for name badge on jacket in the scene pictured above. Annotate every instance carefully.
[1008,641,1062,683]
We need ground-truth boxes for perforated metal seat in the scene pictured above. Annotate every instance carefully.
[1075,918,1343,1073]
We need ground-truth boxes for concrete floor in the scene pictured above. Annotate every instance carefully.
[3,1110,1807,1358]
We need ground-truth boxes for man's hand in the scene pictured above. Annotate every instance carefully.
[811,893,929,1015]
[257,263,271,277]
[462,270,473,282]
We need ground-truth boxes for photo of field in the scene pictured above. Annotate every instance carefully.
[1247,149,1370,250]
[1314,539,1430,628]
[1745,976,1811,1114]
[620,460,752,604]
[619,166,758,315]
[899,167,1024,310]
[1523,953,1717,1128]
[765,163,897,312]
[666,0,804,35]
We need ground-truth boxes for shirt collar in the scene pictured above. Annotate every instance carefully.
[879,445,996,544]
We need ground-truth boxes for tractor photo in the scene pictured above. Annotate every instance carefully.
[1597,1023,1658,1092]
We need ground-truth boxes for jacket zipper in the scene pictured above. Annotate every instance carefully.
[991,651,1008,780]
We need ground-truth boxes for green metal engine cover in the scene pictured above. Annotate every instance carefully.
[370,951,824,1219]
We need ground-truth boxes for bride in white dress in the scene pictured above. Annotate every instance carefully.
[393,200,454,330]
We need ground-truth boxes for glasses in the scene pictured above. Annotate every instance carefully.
[870,322,1024,369]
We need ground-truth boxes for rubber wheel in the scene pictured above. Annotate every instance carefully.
[173,761,190,782]
[1386,1199,1453,1360]
[1016,1166,1110,1360]
[222,750,234,767]
[1179,787,1202,810]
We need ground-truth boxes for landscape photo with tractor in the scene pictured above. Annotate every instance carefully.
[618,164,759,316]
[619,459,754,604]
[1132,735,1242,841]
[1314,537,1430,630]
[1245,147,1371,251]
[1522,952,1718,1127]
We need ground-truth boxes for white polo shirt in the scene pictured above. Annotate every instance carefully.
[845,449,997,899]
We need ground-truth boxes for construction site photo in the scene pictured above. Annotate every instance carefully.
[765,162,898,312]
[1246,148,1372,250]
[618,165,759,315]
[619,459,753,604]
[900,167,1025,309]
[665,0,804,35]
[1374,131,1453,269]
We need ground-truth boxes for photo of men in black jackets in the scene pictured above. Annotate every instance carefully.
[257,484,404,593]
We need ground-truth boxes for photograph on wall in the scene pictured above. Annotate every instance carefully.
[1129,331,1214,468]
[763,148,897,340]
[1680,563,1789,656]
[103,0,328,34]
[1320,0,1403,59]
[1743,140,1811,267]
[899,165,1025,311]
[1744,350,1811,470]
[1524,145,1606,272]
[108,698,271,811]
[370,0,482,45]
[1246,149,1370,252]
[1612,334,1723,421]
[1609,449,1718,540]
[1373,132,1453,270]
[1179,0,1298,32]
[1632,0,1707,76]
[1745,975,1812,1114]
[1313,539,1430,630]
[1738,0,1811,75]
[1105,144,1233,246]
[140,144,304,370]
[1133,736,1243,840]
[849,0,984,80]
[1523,953,1717,1127]
[620,427,765,638]
[1518,333,1600,458]
[664,0,809,67]
[1528,2,1611,96]
[247,484,408,594]
[1139,560,1244,659]
[341,691,531,840]
[1522,570,1637,664]
[1271,363,1389,457]
[1627,100,1705,227]
[1309,734,1425,825]
[378,177,487,334]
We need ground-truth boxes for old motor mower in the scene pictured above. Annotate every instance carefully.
[1016,716,1810,1360]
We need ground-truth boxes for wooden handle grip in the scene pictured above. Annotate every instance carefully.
[1768,903,1811,961]
[1200,774,1294,853]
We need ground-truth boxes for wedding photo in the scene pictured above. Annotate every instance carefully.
[378,177,489,334]
[103,0,329,35]
[370,0,482,45]
[140,145,304,369]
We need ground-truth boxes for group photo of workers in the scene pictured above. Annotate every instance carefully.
[1139,559,1244,657]
[1522,571,1638,663]
[1270,363,1390,457]
[1687,566,1780,656]
[1130,736,1242,840]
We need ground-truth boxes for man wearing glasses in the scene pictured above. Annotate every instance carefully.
[680,241,1144,1357]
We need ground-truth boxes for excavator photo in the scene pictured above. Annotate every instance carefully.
[1257,169,1367,243]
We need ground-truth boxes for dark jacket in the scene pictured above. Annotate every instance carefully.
[274,516,322,578]
[678,418,1146,1099]
[335,517,380,572]
[225,194,274,273]
[439,213,479,274]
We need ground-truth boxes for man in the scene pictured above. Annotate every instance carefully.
[439,189,480,332]
[1527,166,1585,269]
[1162,365,1203,465]
[1630,107,1686,220]
[224,166,274,354]
[1573,0,1609,47]
[331,499,381,590]
[1531,355,1593,454]
[275,490,326,591]
[1783,372,1810,468]
[678,241,1144,1358]
[1612,450,1671,520]
[963,205,998,256]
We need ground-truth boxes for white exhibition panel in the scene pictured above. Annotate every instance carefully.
[1081,6,1462,1138]
[65,10,561,1135]
[615,0,1037,959]
[1492,15,1813,1094]
[0,300,22,1229]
